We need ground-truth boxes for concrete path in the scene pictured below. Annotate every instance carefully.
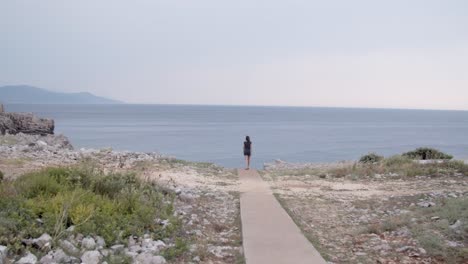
[239,169,327,264]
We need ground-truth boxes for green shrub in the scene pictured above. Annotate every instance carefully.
[359,153,383,164]
[403,147,453,160]
[93,173,138,199]
[0,170,3,182]
[15,171,63,198]
[0,166,182,248]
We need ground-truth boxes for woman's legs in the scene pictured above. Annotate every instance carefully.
[247,155,250,169]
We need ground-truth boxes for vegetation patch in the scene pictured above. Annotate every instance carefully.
[326,156,468,179]
[0,165,185,256]
[359,153,384,164]
[402,147,453,160]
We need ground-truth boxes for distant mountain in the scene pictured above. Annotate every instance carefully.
[0,85,123,104]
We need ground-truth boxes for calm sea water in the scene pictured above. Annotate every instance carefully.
[6,104,468,168]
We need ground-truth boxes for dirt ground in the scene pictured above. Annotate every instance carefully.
[262,169,468,264]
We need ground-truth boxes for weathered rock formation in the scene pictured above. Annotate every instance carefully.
[0,104,54,135]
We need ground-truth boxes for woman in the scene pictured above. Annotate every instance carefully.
[243,136,252,170]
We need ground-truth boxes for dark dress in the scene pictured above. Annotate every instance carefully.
[243,141,251,156]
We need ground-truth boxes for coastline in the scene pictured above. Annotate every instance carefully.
[0,132,243,264]
[1,129,467,263]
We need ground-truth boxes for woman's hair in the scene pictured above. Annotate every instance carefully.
[246,136,251,142]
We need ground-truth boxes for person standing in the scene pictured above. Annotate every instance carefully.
[243,136,252,170]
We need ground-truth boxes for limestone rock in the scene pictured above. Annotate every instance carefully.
[80,251,102,264]
[0,245,8,264]
[39,249,69,264]
[135,253,166,264]
[81,237,96,250]
[1,112,54,135]
[33,234,52,250]
[95,236,106,249]
[110,244,125,253]
[0,245,7,257]
[16,252,38,264]
[59,240,80,256]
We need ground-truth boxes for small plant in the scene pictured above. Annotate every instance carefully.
[359,153,383,164]
[402,147,453,160]
[0,170,3,182]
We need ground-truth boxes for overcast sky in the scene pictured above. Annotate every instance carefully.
[1,0,468,110]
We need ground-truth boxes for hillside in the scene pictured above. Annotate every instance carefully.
[0,85,123,104]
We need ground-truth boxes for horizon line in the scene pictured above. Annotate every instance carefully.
[4,102,468,112]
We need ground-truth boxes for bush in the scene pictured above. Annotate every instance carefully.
[0,170,3,182]
[402,147,453,160]
[359,153,384,164]
[0,166,181,248]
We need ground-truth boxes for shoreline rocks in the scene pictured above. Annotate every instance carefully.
[0,104,54,135]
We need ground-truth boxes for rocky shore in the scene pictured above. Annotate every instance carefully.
[0,104,54,135]
[0,114,242,264]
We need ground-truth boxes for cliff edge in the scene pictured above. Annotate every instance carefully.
[0,104,54,135]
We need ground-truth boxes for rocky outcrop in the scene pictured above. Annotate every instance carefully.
[0,104,54,135]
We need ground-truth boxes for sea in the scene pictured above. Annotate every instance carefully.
[5,104,468,169]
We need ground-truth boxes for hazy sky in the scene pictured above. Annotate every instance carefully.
[2,0,468,110]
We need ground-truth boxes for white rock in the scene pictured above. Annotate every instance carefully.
[110,244,125,253]
[135,253,166,264]
[128,237,137,247]
[39,249,69,264]
[416,201,435,208]
[0,245,7,258]
[58,240,79,256]
[81,237,96,250]
[446,241,463,248]
[129,245,143,253]
[37,141,47,147]
[450,220,462,229]
[99,249,110,257]
[124,251,138,259]
[419,247,427,255]
[80,251,102,264]
[95,236,106,249]
[16,252,38,264]
[33,234,52,249]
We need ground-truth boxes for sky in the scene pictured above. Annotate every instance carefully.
[1,0,468,110]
